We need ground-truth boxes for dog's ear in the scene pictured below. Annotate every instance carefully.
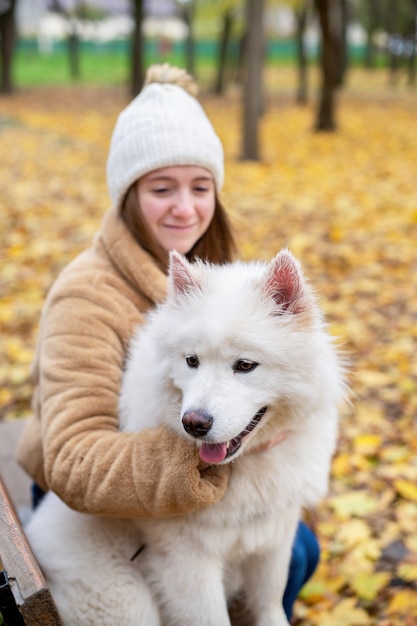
[169,250,201,297]
[265,249,306,314]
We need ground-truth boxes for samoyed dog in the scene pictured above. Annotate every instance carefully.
[25,250,346,626]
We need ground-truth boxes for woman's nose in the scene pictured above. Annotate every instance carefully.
[171,190,195,217]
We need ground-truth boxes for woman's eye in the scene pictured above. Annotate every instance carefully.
[185,355,200,368]
[234,360,258,373]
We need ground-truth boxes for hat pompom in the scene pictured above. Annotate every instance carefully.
[144,63,199,97]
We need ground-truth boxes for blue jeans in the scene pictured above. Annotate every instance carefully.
[32,484,318,620]
[31,482,46,509]
[283,521,320,621]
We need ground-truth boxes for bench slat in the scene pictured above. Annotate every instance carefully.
[0,478,64,625]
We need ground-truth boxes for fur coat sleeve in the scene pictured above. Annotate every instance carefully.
[16,208,229,518]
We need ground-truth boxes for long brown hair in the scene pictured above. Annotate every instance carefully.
[120,183,237,273]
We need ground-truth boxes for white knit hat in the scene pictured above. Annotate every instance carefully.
[106,64,224,211]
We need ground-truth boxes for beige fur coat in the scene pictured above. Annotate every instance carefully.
[16,207,229,518]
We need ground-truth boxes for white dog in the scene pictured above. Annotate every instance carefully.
[25,250,346,626]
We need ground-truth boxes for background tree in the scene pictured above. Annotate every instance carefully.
[314,0,345,131]
[385,0,417,85]
[194,0,244,93]
[47,0,81,80]
[47,1,108,81]
[242,0,264,160]
[215,4,234,93]
[407,0,417,84]
[0,0,16,94]
[338,0,349,84]
[131,0,144,95]
[175,0,197,76]
[291,0,312,104]
[387,0,400,84]
[358,0,383,69]
[207,0,242,94]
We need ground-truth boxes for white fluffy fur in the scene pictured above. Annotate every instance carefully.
[25,250,346,626]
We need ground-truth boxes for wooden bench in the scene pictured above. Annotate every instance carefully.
[0,420,64,626]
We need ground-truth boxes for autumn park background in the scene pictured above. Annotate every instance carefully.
[1,1,417,625]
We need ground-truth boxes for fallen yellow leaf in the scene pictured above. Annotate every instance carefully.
[387,589,417,614]
[317,597,372,626]
[350,571,391,601]
[329,490,380,519]
[394,479,417,503]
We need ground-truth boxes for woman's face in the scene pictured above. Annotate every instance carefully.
[136,166,216,255]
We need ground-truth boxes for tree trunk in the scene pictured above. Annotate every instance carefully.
[186,3,196,78]
[47,0,82,82]
[337,0,349,86]
[68,20,80,80]
[235,31,247,86]
[314,0,340,131]
[363,0,379,69]
[408,42,416,85]
[406,0,417,85]
[215,8,233,95]
[242,0,264,161]
[0,0,16,94]
[131,0,144,96]
[387,0,400,85]
[179,0,196,78]
[364,26,376,68]
[294,1,309,104]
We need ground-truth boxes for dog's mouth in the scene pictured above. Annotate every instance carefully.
[198,407,267,464]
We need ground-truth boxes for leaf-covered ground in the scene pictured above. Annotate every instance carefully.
[1,69,417,624]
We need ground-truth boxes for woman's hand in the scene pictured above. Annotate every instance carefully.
[136,426,231,518]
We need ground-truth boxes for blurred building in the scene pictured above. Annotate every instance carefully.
[15,0,189,48]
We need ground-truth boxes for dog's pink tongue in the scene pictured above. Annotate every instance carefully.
[199,442,227,464]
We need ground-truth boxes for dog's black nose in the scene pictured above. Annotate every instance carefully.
[182,410,213,438]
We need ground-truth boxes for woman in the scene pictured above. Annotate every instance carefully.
[17,64,318,622]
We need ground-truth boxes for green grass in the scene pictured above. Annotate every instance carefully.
[12,38,214,88]
[12,37,313,90]
[12,46,220,90]
[14,47,130,87]
[11,38,380,90]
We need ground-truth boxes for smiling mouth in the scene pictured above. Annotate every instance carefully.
[164,223,197,230]
[198,407,267,464]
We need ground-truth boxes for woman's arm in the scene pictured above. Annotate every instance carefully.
[38,282,229,519]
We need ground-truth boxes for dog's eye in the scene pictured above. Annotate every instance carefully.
[234,360,258,373]
[185,355,200,368]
